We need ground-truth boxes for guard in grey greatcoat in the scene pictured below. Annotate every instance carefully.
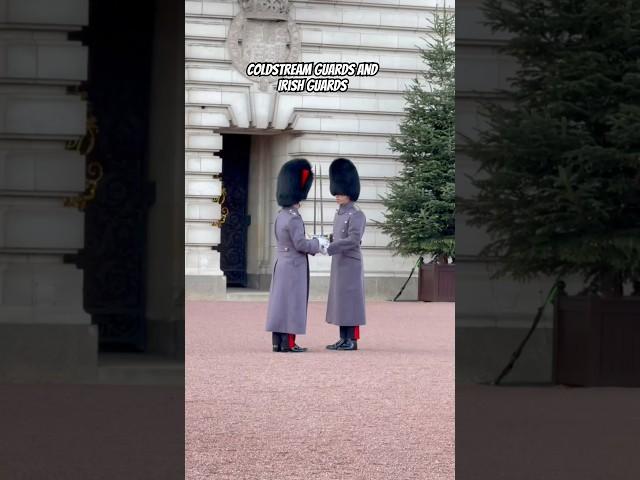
[265,159,328,353]
[325,158,366,351]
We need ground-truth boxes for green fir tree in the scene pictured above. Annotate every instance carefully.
[381,7,455,263]
[460,0,640,295]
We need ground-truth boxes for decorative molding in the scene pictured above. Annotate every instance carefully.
[240,0,290,20]
[185,57,424,76]
[187,16,432,33]
[291,0,452,12]
[227,1,301,91]
[186,36,423,55]
[185,79,414,96]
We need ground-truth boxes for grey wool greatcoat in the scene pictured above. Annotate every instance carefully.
[326,202,366,326]
[265,207,320,335]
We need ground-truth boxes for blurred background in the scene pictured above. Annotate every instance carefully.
[0,0,184,382]
[456,1,640,478]
[0,0,184,478]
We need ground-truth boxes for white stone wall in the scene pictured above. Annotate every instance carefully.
[185,0,455,297]
[0,0,90,324]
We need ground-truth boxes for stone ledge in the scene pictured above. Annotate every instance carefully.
[0,0,88,27]
[97,353,184,386]
[186,274,227,300]
[0,323,98,383]
[456,325,553,385]
[206,275,418,302]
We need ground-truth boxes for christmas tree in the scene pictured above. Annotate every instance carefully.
[460,0,640,295]
[381,7,455,263]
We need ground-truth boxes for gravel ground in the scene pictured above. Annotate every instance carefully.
[0,383,184,480]
[186,301,455,480]
[457,384,640,480]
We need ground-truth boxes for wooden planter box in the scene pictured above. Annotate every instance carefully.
[418,263,455,302]
[554,295,640,387]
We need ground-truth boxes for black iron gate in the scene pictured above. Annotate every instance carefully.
[219,134,251,287]
[79,0,155,351]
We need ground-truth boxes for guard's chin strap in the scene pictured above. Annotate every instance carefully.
[493,277,564,386]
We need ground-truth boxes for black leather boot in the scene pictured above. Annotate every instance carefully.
[328,326,350,350]
[278,334,290,353]
[336,339,358,351]
[287,344,308,353]
[281,343,308,353]
[326,339,345,350]
[272,333,282,352]
[280,334,307,352]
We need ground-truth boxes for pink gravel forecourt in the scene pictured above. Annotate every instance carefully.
[186,300,454,480]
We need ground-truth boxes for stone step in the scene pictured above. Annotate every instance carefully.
[96,354,184,386]
[225,288,269,302]
[0,0,88,27]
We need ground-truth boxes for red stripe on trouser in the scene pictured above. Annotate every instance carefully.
[289,334,295,349]
[354,326,360,340]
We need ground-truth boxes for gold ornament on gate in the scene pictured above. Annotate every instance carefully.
[214,187,229,227]
[64,112,104,211]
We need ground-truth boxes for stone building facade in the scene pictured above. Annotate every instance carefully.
[0,0,184,382]
[0,0,94,380]
[185,0,452,299]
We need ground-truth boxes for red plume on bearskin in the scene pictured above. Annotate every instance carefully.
[276,158,314,207]
[300,168,310,188]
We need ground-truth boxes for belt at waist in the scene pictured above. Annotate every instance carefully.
[277,247,305,255]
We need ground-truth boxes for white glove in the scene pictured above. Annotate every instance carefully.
[316,235,329,247]
[313,235,330,254]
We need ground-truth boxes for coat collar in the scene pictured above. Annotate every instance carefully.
[337,201,354,215]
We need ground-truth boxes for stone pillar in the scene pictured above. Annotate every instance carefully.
[246,135,274,290]
[185,131,226,299]
[0,0,97,382]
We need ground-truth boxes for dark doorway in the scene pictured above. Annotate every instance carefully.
[219,134,251,287]
[79,0,156,351]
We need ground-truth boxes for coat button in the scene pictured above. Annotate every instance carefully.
[341,229,345,233]
[284,247,289,251]
[344,220,348,223]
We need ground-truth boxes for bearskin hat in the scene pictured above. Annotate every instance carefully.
[276,158,314,207]
[329,157,360,201]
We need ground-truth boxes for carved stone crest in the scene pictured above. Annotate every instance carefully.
[227,0,301,91]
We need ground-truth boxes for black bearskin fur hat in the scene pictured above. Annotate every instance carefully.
[276,158,314,207]
[329,157,360,201]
